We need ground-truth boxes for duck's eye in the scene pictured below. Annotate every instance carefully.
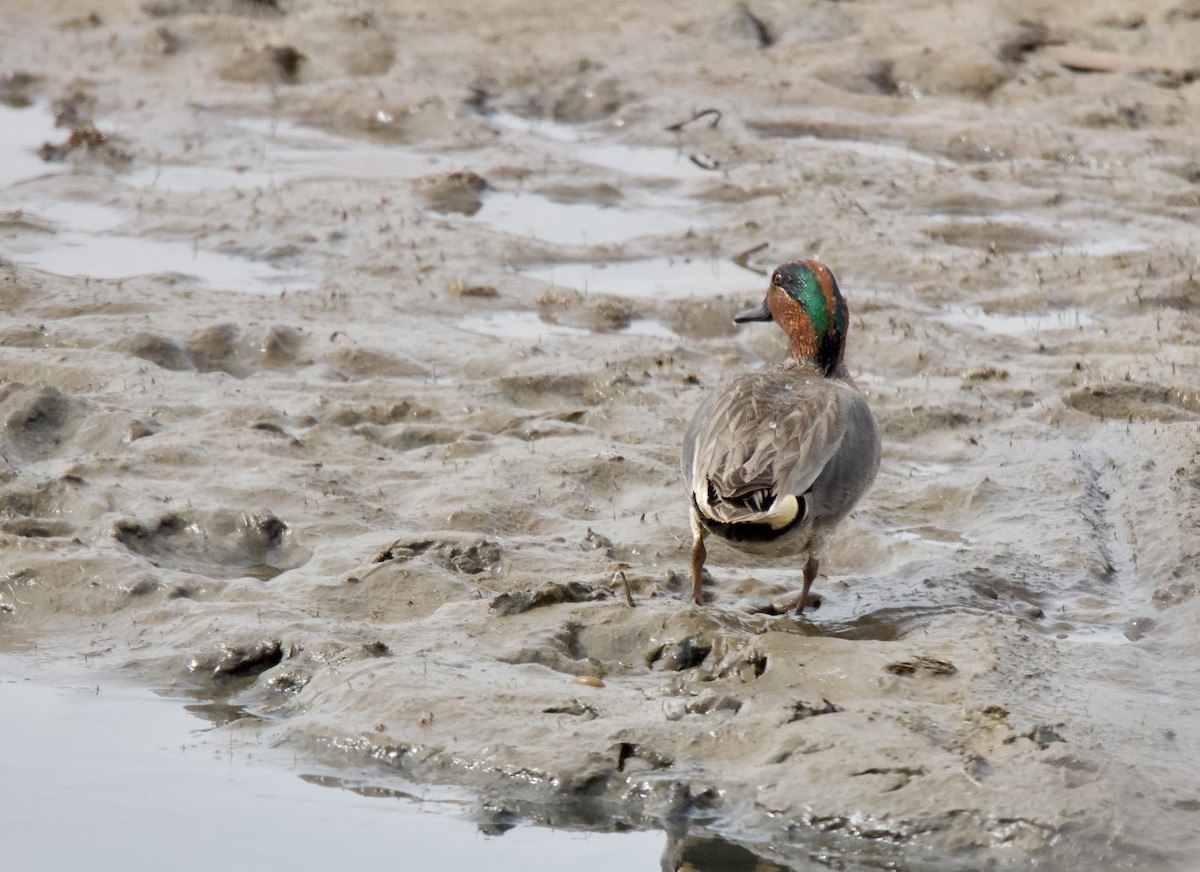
[772,270,783,285]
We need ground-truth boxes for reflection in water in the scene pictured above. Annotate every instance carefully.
[663,834,790,871]
[0,664,666,871]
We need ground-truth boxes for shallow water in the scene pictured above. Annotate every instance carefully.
[489,111,710,179]
[0,106,310,293]
[0,103,63,188]
[525,257,758,301]
[6,200,307,292]
[127,115,452,191]
[470,189,701,246]
[0,657,664,872]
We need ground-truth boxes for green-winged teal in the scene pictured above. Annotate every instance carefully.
[682,259,880,611]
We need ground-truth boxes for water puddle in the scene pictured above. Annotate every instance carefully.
[3,199,305,292]
[0,658,664,871]
[0,108,312,293]
[470,190,699,246]
[748,121,945,168]
[459,311,590,339]
[936,304,1093,335]
[525,257,758,301]
[128,116,452,193]
[3,105,718,291]
[475,112,717,245]
[458,310,676,340]
[0,103,63,189]
[489,112,708,180]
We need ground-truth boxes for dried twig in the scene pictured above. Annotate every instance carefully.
[732,242,770,275]
[615,571,635,608]
[739,3,777,49]
[665,108,723,132]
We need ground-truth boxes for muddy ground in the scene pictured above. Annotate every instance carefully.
[3,0,1200,868]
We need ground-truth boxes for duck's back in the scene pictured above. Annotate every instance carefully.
[684,359,879,530]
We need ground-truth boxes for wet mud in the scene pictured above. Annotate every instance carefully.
[3,0,1200,869]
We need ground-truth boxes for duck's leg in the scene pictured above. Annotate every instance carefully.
[689,512,707,606]
[796,555,819,614]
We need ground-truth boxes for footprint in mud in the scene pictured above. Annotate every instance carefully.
[0,384,82,463]
[326,400,438,428]
[219,45,306,86]
[489,580,606,616]
[417,170,488,216]
[498,620,607,679]
[884,655,957,677]
[495,370,632,407]
[874,404,979,441]
[118,333,194,372]
[116,323,309,379]
[663,691,744,720]
[529,65,625,123]
[319,340,429,380]
[1064,383,1200,422]
[374,537,502,575]
[114,508,311,580]
[815,563,1049,641]
[640,611,770,680]
[0,474,85,539]
[359,423,488,454]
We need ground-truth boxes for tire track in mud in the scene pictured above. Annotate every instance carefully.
[1077,449,1135,583]
[1072,446,1139,636]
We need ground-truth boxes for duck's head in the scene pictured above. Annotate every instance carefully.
[735,259,849,374]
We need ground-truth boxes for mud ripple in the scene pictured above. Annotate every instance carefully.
[1064,383,1200,421]
[117,323,309,378]
[188,640,285,681]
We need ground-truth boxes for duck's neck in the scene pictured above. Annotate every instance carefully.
[786,336,845,377]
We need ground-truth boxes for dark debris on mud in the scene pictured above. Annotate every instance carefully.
[490,580,609,616]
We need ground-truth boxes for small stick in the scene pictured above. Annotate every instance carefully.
[739,3,776,49]
[616,571,635,608]
[665,108,722,132]
[733,242,770,275]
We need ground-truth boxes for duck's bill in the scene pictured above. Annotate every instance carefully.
[733,300,773,323]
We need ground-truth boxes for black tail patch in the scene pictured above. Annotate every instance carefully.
[693,493,805,543]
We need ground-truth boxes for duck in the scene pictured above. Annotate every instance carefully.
[681,259,880,612]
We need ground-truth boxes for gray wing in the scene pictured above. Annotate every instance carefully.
[803,390,880,523]
[685,370,853,524]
